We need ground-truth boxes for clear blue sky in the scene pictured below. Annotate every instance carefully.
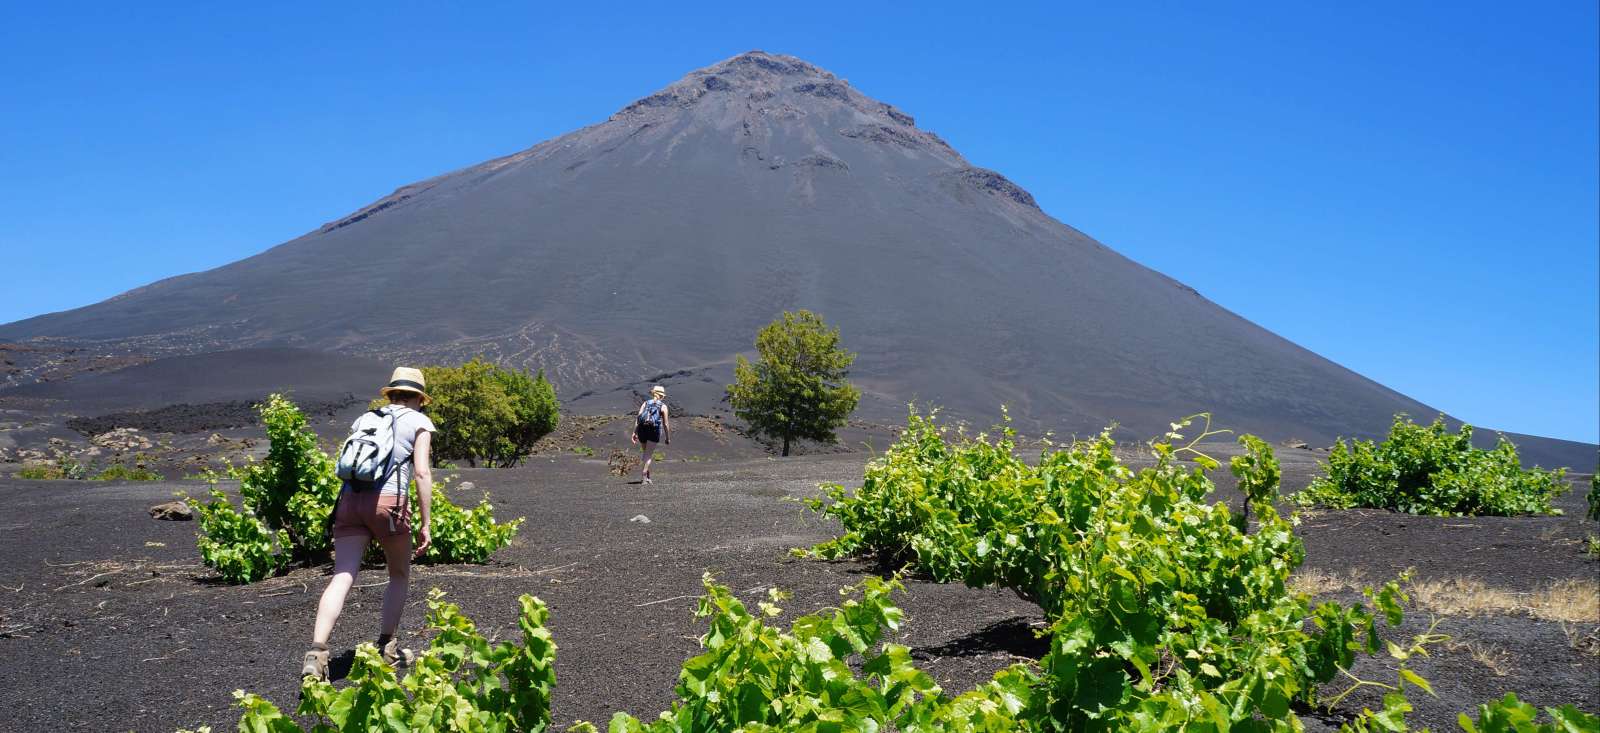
[2,3,1595,443]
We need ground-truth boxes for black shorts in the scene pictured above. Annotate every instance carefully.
[636,423,661,443]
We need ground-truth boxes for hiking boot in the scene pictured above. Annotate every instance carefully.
[301,649,329,681]
[381,637,416,667]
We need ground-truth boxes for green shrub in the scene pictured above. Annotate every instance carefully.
[91,463,162,481]
[16,464,61,480]
[192,489,289,584]
[797,409,1598,731]
[190,395,522,584]
[418,479,524,564]
[592,574,1035,732]
[1458,693,1599,733]
[19,454,159,481]
[1296,415,1568,516]
[17,447,85,480]
[184,577,1597,733]
[422,358,559,468]
[178,588,556,733]
[803,410,1339,725]
[231,394,343,560]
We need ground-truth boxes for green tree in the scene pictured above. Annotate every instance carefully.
[424,358,559,468]
[727,310,860,457]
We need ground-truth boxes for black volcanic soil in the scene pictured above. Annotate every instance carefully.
[0,348,388,412]
[65,397,362,437]
[0,447,1594,732]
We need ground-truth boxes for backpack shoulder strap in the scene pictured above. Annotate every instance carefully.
[375,406,405,483]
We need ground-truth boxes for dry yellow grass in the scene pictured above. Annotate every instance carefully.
[1290,570,1599,625]
[1408,577,1519,617]
[1447,640,1512,677]
[1409,576,1599,624]
[1530,579,1600,623]
[1561,623,1600,658]
[1288,568,1364,596]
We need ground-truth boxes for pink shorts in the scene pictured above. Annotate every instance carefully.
[331,491,411,541]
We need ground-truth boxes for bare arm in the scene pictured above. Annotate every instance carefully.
[662,404,670,444]
[412,429,433,557]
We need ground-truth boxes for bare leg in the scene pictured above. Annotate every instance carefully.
[377,531,412,636]
[640,440,655,480]
[312,535,369,645]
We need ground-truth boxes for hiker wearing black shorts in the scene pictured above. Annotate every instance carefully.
[631,385,670,484]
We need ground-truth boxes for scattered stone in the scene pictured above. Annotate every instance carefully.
[1283,440,1309,450]
[93,428,153,452]
[148,501,193,521]
[630,514,651,524]
[608,450,641,477]
[457,481,475,493]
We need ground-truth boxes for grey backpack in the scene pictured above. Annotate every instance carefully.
[335,406,410,491]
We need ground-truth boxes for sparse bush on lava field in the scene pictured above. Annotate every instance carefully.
[795,409,1598,731]
[90,461,161,481]
[1295,415,1569,517]
[15,447,86,480]
[417,476,524,564]
[180,576,1598,733]
[178,588,556,733]
[190,394,522,583]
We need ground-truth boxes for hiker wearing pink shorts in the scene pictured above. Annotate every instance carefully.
[302,367,436,679]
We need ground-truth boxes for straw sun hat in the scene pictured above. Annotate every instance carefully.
[651,385,666,398]
[380,367,432,406]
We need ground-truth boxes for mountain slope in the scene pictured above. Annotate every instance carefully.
[3,51,1582,464]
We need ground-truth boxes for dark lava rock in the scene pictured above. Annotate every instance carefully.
[148,501,192,521]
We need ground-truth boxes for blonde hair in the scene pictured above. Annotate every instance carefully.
[651,385,666,398]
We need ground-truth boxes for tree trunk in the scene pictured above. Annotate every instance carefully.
[783,400,796,458]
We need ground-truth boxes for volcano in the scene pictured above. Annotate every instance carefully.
[2,51,1589,466]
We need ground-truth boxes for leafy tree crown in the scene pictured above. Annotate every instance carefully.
[726,310,860,456]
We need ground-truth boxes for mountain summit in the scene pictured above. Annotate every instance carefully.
[3,51,1576,459]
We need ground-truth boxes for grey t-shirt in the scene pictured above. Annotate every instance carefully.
[347,406,436,496]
